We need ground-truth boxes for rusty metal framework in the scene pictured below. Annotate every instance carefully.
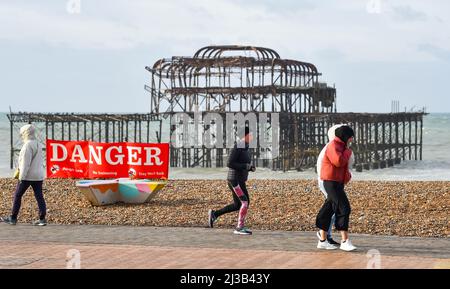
[146,45,336,114]
[7,45,426,172]
[144,45,424,170]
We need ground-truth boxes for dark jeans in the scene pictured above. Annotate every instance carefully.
[11,180,46,220]
[316,181,351,231]
[214,180,250,218]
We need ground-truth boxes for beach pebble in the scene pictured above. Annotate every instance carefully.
[0,178,448,237]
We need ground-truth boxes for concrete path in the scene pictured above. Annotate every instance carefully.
[0,224,448,269]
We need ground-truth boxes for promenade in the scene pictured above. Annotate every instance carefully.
[0,224,448,269]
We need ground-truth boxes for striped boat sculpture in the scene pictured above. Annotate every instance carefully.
[76,178,166,206]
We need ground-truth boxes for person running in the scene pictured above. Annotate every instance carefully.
[1,124,47,226]
[208,126,255,235]
[316,125,357,251]
[316,124,356,245]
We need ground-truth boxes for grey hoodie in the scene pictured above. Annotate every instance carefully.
[18,124,44,181]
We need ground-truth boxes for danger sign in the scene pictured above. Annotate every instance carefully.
[46,140,169,179]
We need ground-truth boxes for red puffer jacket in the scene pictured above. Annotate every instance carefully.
[320,137,352,184]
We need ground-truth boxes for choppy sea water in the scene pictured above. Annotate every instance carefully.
[0,113,449,181]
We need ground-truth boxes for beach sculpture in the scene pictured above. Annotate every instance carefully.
[76,178,167,206]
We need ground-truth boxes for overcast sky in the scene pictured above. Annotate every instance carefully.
[0,0,449,113]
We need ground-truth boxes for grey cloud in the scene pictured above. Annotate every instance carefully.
[418,44,450,61]
[314,48,346,61]
[392,5,428,22]
[230,0,316,14]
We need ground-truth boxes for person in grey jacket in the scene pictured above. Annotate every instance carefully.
[1,124,47,226]
[208,126,255,235]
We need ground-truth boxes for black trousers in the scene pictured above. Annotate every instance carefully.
[12,180,47,220]
[214,180,250,218]
[316,181,351,231]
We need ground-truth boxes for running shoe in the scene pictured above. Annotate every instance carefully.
[340,239,357,251]
[32,219,47,226]
[0,216,17,225]
[317,240,338,250]
[208,209,216,228]
[233,227,252,235]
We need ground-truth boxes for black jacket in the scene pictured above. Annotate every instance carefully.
[227,141,251,182]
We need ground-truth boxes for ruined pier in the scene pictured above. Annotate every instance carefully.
[8,45,425,172]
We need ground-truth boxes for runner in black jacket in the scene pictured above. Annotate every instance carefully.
[208,127,255,235]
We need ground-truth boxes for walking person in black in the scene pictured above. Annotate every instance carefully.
[208,126,255,235]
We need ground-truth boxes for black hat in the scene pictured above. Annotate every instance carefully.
[335,125,354,143]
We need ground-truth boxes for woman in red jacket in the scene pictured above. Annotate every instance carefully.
[316,125,357,251]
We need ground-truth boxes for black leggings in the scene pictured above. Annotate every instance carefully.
[214,180,250,218]
[316,181,351,231]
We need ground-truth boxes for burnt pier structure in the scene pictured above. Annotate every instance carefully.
[8,45,425,172]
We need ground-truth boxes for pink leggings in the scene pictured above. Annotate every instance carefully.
[213,181,250,228]
[232,184,249,228]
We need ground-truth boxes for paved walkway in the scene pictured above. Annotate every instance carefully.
[0,224,448,269]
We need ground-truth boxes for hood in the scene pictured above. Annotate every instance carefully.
[334,125,354,144]
[20,124,36,141]
[327,124,345,141]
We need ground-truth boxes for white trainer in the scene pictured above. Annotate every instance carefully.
[317,240,338,250]
[340,239,357,251]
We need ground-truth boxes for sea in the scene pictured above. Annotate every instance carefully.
[0,113,449,181]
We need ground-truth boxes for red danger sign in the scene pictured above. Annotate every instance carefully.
[46,140,169,179]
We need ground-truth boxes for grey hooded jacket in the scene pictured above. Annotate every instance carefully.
[18,124,44,181]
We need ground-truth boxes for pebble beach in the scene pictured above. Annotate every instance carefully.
[0,178,448,238]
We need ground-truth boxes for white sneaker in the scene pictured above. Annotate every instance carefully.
[317,240,338,250]
[340,239,357,251]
